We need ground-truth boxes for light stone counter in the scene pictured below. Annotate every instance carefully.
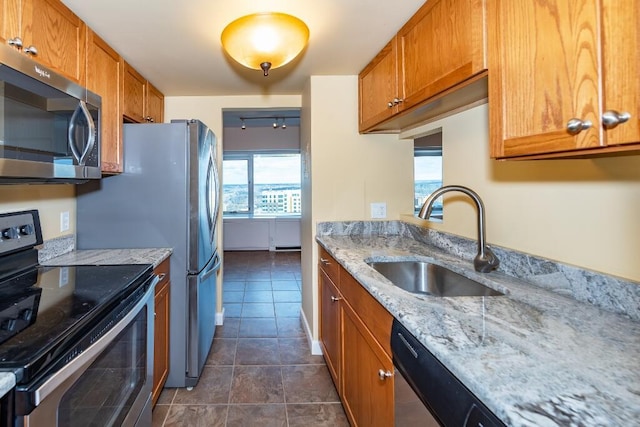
[43,248,172,268]
[0,372,15,399]
[316,222,640,427]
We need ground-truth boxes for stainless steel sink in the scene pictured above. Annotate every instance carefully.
[367,261,504,297]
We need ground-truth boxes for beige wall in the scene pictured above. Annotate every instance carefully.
[224,126,300,151]
[401,103,640,282]
[164,95,302,316]
[301,75,414,340]
[0,185,76,241]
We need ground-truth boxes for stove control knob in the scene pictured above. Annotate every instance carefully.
[1,319,17,331]
[19,224,34,236]
[19,309,33,322]
[2,227,19,239]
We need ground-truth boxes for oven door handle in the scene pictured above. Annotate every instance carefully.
[31,280,157,406]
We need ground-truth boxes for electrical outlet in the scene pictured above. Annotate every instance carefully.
[60,211,70,232]
[370,202,387,219]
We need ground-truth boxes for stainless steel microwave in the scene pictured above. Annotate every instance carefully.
[0,42,101,183]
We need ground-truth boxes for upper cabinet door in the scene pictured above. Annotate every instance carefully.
[86,29,123,174]
[398,0,486,112]
[358,38,399,132]
[123,61,146,123]
[20,0,86,83]
[146,82,164,123]
[600,0,640,147]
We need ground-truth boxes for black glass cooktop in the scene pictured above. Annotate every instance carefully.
[0,264,152,382]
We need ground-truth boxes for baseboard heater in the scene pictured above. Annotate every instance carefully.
[275,246,301,252]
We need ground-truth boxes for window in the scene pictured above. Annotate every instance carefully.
[223,152,301,216]
[413,132,443,218]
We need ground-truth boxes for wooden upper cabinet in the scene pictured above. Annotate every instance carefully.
[600,0,640,148]
[358,38,399,132]
[358,0,487,133]
[398,0,486,112]
[146,82,164,124]
[19,0,86,83]
[489,0,640,159]
[123,61,146,123]
[86,29,122,173]
[123,61,164,124]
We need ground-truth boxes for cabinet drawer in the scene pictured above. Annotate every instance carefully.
[318,246,340,287]
[154,258,170,290]
[340,269,393,357]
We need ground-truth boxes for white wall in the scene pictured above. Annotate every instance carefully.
[401,104,640,282]
[301,75,414,340]
[223,217,301,250]
[224,126,300,151]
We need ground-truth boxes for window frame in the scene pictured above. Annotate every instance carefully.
[222,150,301,217]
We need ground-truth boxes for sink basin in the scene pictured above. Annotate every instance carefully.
[367,261,504,297]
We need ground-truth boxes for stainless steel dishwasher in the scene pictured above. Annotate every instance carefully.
[391,319,505,427]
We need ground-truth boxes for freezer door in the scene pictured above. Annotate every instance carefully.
[188,121,219,273]
[186,251,221,385]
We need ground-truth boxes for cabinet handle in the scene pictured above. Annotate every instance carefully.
[145,116,155,123]
[320,258,331,265]
[566,118,592,135]
[23,46,38,56]
[387,98,404,108]
[602,110,631,129]
[330,295,342,302]
[378,369,394,380]
[157,273,167,282]
[7,37,22,48]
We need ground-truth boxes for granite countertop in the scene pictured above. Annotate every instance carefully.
[42,248,172,268]
[316,233,640,426]
[0,373,15,399]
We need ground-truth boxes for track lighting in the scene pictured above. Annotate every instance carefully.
[273,121,278,129]
[241,119,246,130]
[281,118,286,129]
[237,115,299,129]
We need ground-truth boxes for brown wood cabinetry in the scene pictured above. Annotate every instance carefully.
[359,0,487,133]
[341,300,394,427]
[319,251,342,393]
[86,29,123,174]
[1,0,86,83]
[152,258,170,406]
[317,245,394,427]
[123,61,164,124]
[489,0,640,159]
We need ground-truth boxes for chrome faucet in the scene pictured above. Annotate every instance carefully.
[418,185,500,273]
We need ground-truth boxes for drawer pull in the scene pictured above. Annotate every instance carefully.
[378,369,394,380]
[320,258,331,265]
[157,273,167,282]
[331,296,342,302]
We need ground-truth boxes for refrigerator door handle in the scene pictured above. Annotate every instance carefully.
[202,252,221,281]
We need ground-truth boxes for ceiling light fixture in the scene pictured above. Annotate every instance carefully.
[241,119,246,130]
[273,120,278,129]
[221,12,309,76]
[281,118,286,129]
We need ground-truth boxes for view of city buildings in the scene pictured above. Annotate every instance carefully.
[414,180,443,213]
[223,184,301,214]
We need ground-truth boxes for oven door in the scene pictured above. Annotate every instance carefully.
[17,282,155,427]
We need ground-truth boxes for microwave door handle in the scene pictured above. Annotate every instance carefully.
[67,100,96,166]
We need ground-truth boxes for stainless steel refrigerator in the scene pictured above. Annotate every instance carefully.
[76,119,220,388]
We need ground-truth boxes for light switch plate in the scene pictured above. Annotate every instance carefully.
[60,211,70,232]
[370,202,387,219]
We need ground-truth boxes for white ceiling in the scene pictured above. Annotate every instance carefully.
[61,0,425,96]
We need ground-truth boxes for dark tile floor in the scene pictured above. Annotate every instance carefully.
[152,251,349,427]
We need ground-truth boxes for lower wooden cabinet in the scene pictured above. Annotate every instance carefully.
[319,269,342,392]
[341,301,394,427]
[152,258,170,406]
[318,245,395,427]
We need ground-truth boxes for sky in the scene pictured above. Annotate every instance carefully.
[414,155,443,181]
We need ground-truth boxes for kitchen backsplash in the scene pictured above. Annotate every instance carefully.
[317,221,640,322]
[38,234,75,263]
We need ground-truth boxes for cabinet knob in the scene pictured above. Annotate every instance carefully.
[145,116,155,123]
[566,118,592,135]
[392,97,403,105]
[330,295,342,302]
[320,258,331,266]
[602,110,631,129]
[7,37,23,48]
[23,46,38,56]
[387,101,394,108]
[378,369,394,380]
